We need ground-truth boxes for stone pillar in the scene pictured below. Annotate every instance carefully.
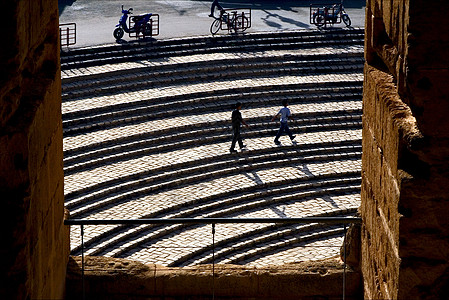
[0,0,70,299]
[362,0,449,299]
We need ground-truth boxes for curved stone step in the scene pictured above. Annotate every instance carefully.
[62,83,362,136]
[61,52,363,93]
[61,46,364,82]
[60,29,364,69]
[172,209,355,267]
[65,138,360,201]
[64,127,362,196]
[61,72,363,119]
[69,170,360,251]
[61,50,363,87]
[225,226,344,265]
[61,56,364,101]
[67,143,361,218]
[62,80,362,121]
[113,207,358,263]
[63,111,362,176]
[71,175,359,257]
[63,28,364,267]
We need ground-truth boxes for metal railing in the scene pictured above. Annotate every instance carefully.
[59,23,76,48]
[220,8,251,33]
[64,217,361,300]
[129,14,160,38]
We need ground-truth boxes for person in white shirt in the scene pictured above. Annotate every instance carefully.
[271,100,296,145]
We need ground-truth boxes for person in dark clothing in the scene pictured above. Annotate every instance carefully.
[210,0,223,17]
[230,102,249,153]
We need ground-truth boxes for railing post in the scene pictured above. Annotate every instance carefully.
[343,223,347,300]
[66,27,69,48]
[81,224,86,300]
[212,223,216,300]
[63,217,362,299]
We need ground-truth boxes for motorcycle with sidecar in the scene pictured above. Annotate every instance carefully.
[113,5,155,40]
[310,3,351,28]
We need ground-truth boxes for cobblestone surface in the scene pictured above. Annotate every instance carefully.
[61,46,363,80]
[64,41,363,267]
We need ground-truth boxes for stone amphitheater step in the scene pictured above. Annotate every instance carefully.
[110,183,359,260]
[65,141,361,218]
[62,80,361,121]
[62,81,362,136]
[62,87,362,197]
[117,210,356,267]
[175,210,354,267]
[61,54,363,101]
[63,110,361,177]
[70,171,359,257]
[61,50,363,86]
[65,137,360,195]
[220,226,345,266]
[63,29,364,267]
[60,28,364,70]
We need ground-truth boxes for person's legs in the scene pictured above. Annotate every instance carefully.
[210,0,223,17]
[284,123,295,140]
[210,1,216,16]
[237,130,244,148]
[274,122,287,143]
[230,126,240,151]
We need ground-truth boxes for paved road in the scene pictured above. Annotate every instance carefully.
[59,0,366,48]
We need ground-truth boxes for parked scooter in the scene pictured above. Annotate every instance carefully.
[113,5,152,40]
[312,3,351,28]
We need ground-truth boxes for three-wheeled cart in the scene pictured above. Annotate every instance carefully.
[210,8,251,35]
[310,3,351,28]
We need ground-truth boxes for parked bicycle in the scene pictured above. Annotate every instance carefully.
[310,3,351,28]
[210,8,251,35]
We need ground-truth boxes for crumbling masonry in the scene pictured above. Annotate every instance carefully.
[362,0,449,298]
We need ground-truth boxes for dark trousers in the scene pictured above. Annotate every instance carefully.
[274,121,293,141]
[230,126,243,150]
[211,1,223,16]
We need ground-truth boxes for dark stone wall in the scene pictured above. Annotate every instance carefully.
[0,0,70,298]
[66,256,362,300]
[362,0,449,299]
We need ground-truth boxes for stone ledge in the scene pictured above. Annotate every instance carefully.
[66,255,361,299]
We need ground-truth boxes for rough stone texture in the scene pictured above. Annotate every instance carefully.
[362,0,449,299]
[0,0,70,299]
[66,256,361,300]
[340,221,361,270]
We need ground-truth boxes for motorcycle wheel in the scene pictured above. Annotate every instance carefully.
[313,14,325,28]
[113,27,124,40]
[210,19,220,35]
[342,14,351,27]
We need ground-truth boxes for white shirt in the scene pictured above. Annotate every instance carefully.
[278,107,291,123]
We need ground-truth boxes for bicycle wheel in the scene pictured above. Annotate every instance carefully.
[342,14,351,27]
[235,16,249,32]
[210,19,220,35]
[313,14,325,28]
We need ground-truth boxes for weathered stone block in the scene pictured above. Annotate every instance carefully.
[66,256,362,300]
[0,1,68,299]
